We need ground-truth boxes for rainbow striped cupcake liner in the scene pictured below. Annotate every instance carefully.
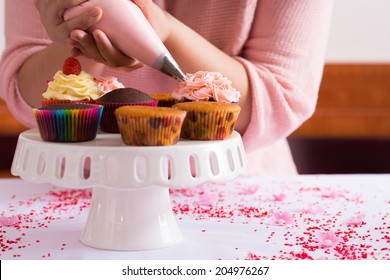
[33,104,103,142]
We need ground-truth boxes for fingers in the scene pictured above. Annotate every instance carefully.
[34,0,102,43]
[132,0,153,20]
[34,0,87,18]
[69,30,106,62]
[131,0,171,41]
[65,7,102,32]
[55,0,88,10]
[68,29,143,71]
[93,30,143,70]
[70,47,83,58]
[132,0,153,10]
[92,30,130,66]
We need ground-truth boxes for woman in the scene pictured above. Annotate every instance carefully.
[0,0,334,175]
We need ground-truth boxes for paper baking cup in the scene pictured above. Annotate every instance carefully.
[96,101,158,133]
[149,93,177,107]
[33,104,103,142]
[115,109,186,146]
[41,99,96,107]
[177,108,240,140]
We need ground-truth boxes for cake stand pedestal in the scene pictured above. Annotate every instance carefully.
[11,129,248,251]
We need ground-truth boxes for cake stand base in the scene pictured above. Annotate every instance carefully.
[12,129,248,251]
[81,186,181,251]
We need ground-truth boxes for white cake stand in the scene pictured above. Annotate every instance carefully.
[11,129,248,251]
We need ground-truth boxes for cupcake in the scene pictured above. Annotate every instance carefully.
[173,101,241,140]
[149,93,176,107]
[94,76,125,94]
[41,57,106,106]
[115,106,186,146]
[171,71,241,140]
[95,88,158,133]
[33,103,103,142]
[172,71,241,103]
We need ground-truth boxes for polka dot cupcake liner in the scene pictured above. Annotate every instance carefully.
[173,102,241,140]
[115,106,186,146]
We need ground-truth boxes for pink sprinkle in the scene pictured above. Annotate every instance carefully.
[321,189,343,199]
[273,193,286,202]
[316,231,343,248]
[303,203,324,215]
[238,185,260,195]
[198,192,218,206]
[346,214,365,226]
[0,215,20,227]
[272,212,294,226]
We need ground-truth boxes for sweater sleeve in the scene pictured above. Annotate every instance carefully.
[237,0,333,152]
[0,0,51,127]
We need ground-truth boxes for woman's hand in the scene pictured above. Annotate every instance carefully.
[67,29,144,71]
[34,0,102,43]
[132,0,173,42]
[65,0,173,71]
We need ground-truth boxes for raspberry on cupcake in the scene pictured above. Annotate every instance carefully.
[42,57,110,105]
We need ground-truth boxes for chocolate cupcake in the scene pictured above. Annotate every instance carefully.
[33,103,103,142]
[95,88,158,133]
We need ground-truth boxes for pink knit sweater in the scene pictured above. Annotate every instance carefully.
[0,0,333,175]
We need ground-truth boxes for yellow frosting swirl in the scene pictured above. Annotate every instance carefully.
[42,70,103,101]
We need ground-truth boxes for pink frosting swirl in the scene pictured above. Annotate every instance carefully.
[172,71,240,103]
[94,76,125,94]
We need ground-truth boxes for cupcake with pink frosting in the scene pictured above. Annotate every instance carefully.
[94,76,125,95]
[172,71,240,103]
[172,71,241,140]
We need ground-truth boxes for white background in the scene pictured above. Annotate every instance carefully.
[1,0,390,62]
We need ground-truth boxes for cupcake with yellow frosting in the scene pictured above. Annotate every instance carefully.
[42,57,109,105]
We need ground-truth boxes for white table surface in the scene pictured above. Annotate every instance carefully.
[1,174,389,260]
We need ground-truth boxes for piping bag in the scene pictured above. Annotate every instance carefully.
[63,0,186,81]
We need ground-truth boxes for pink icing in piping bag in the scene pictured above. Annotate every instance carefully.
[64,0,186,81]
